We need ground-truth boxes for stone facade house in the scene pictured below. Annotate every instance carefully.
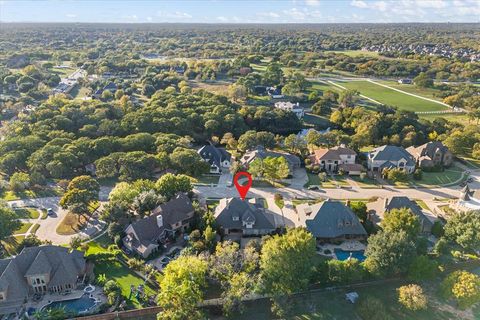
[197,144,231,174]
[296,200,367,241]
[123,193,194,258]
[0,246,90,315]
[240,146,301,175]
[214,198,277,237]
[309,145,363,175]
[406,141,453,168]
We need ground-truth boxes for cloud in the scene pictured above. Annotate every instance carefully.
[156,11,192,20]
[305,0,320,6]
[216,16,228,22]
[256,12,280,18]
[146,16,153,22]
[350,0,368,9]
[282,7,322,20]
[65,13,77,18]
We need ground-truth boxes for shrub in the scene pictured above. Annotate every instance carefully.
[356,296,393,320]
[408,255,438,281]
[413,169,422,180]
[397,284,428,311]
[440,270,480,309]
[431,221,444,238]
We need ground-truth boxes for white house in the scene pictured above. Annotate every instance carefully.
[274,101,305,119]
[197,144,231,174]
[309,145,364,175]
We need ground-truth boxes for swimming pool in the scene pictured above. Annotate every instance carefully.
[43,294,96,314]
[334,249,366,262]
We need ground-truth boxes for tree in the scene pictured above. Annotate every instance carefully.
[311,98,333,116]
[408,255,438,281]
[263,156,290,181]
[386,168,409,182]
[260,228,316,297]
[228,84,247,101]
[284,134,307,155]
[440,270,480,309]
[9,172,30,193]
[222,272,254,317]
[382,208,420,239]
[155,173,193,199]
[349,201,368,223]
[413,72,434,88]
[397,284,427,311]
[157,255,208,320]
[444,210,480,251]
[169,148,209,177]
[356,296,393,320]
[364,230,417,276]
[0,204,21,241]
[248,158,266,179]
[339,89,359,107]
[59,175,99,215]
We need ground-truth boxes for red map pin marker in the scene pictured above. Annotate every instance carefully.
[233,171,252,200]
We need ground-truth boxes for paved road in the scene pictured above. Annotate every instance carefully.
[8,187,111,245]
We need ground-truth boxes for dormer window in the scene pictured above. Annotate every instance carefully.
[232,216,239,221]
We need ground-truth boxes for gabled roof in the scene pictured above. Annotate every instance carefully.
[240,146,300,170]
[385,196,433,229]
[128,193,194,246]
[214,198,276,231]
[311,149,342,161]
[298,200,367,238]
[0,246,86,305]
[198,144,231,168]
[407,141,449,160]
[369,145,415,166]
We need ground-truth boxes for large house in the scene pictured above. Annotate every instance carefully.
[309,145,364,175]
[214,198,277,237]
[274,101,305,119]
[296,200,367,241]
[458,184,480,211]
[383,197,434,233]
[197,144,231,174]
[240,146,301,175]
[123,193,195,258]
[407,141,453,168]
[0,246,90,315]
[367,145,416,174]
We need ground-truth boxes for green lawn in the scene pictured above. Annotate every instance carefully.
[350,176,380,189]
[87,236,157,309]
[14,208,40,219]
[194,174,220,185]
[14,222,32,235]
[226,280,476,320]
[305,173,349,188]
[303,113,331,128]
[415,165,465,187]
[0,187,62,201]
[326,50,380,58]
[337,80,449,112]
[418,113,472,125]
[1,235,25,255]
[377,80,443,101]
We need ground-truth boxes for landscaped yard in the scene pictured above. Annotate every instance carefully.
[226,280,479,320]
[0,186,63,201]
[336,80,449,112]
[1,235,25,255]
[194,174,220,185]
[14,222,32,235]
[350,176,380,189]
[56,212,89,235]
[415,165,465,187]
[14,208,40,219]
[87,235,157,308]
[305,173,349,188]
[303,113,331,128]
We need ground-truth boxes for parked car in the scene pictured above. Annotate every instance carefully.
[307,185,320,190]
[47,208,54,216]
[160,257,171,269]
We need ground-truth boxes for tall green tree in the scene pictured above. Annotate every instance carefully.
[0,204,21,242]
[382,208,420,239]
[59,175,99,215]
[444,210,480,251]
[157,255,208,320]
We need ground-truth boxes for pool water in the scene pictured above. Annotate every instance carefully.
[44,294,96,314]
[334,249,366,262]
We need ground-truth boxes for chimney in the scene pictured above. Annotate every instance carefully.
[384,198,389,208]
[156,215,163,228]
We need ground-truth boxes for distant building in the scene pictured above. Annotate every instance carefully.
[240,146,301,175]
[214,198,277,237]
[0,246,90,315]
[398,79,412,84]
[406,141,453,168]
[274,101,305,119]
[367,145,416,174]
[267,86,284,99]
[123,193,194,258]
[296,200,367,241]
[458,184,480,211]
[197,143,231,174]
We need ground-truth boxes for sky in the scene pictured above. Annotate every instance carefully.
[1,0,479,24]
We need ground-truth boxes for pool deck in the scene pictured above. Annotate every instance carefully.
[317,240,366,259]
[26,288,106,313]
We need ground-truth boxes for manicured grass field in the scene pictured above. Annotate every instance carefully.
[350,176,380,189]
[326,50,380,58]
[418,113,472,125]
[305,173,349,188]
[56,212,89,235]
[415,165,465,187]
[303,113,331,127]
[377,80,443,101]
[14,208,40,219]
[337,80,448,112]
